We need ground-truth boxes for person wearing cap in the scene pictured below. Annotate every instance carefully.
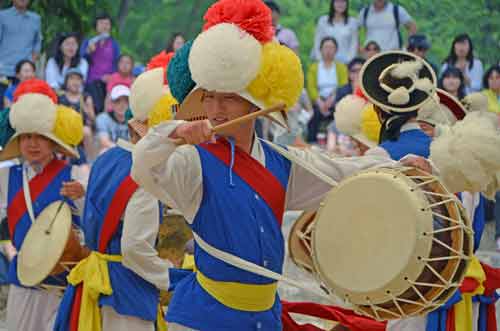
[0,80,87,331]
[359,51,437,161]
[53,67,175,331]
[133,1,429,330]
[407,34,438,76]
[95,84,130,153]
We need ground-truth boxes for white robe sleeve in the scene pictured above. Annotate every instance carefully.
[121,188,173,291]
[131,121,203,223]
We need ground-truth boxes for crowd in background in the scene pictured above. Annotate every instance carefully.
[0,0,500,244]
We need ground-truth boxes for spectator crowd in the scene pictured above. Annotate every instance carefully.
[0,0,500,244]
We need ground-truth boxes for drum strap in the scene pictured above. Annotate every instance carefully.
[264,141,339,187]
[7,159,67,239]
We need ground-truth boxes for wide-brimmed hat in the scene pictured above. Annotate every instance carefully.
[0,94,83,161]
[168,0,303,129]
[418,89,466,127]
[128,56,176,138]
[360,51,437,114]
[335,95,380,148]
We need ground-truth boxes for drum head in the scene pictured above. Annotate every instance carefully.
[312,168,434,305]
[17,201,72,287]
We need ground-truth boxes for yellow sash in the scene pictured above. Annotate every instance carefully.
[67,252,167,331]
[454,256,486,331]
[195,269,278,312]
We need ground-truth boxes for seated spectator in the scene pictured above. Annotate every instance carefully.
[165,32,186,53]
[311,0,358,63]
[358,0,417,51]
[95,84,130,153]
[441,34,483,94]
[0,0,42,109]
[481,65,500,114]
[407,34,438,75]
[81,13,120,113]
[306,37,348,142]
[3,60,36,108]
[439,66,466,100]
[362,40,380,60]
[106,54,135,93]
[45,33,88,91]
[334,57,365,104]
[265,1,300,53]
[59,68,96,160]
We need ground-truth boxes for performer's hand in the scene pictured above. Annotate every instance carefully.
[401,156,432,173]
[172,120,215,145]
[61,181,86,200]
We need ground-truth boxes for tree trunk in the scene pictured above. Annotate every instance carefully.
[117,0,132,34]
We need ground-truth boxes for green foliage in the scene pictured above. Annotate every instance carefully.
[10,0,500,69]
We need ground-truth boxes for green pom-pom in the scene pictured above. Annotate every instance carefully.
[167,40,196,103]
[0,108,14,147]
[125,108,134,122]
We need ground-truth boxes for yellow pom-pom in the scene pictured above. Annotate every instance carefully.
[53,105,84,146]
[247,42,304,110]
[360,104,381,144]
[148,92,177,128]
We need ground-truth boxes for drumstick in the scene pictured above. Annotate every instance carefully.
[171,103,286,146]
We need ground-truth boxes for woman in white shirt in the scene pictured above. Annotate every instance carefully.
[311,0,359,64]
[441,34,484,94]
[45,33,88,91]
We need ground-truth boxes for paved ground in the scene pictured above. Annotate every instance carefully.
[0,212,499,330]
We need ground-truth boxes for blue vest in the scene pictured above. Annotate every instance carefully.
[380,129,431,160]
[166,141,291,331]
[54,147,159,331]
[7,162,79,286]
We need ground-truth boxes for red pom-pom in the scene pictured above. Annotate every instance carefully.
[354,86,368,101]
[13,79,58,104]
[203,0,273,43]
[146,51,175,84]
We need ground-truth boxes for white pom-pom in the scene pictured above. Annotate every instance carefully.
[10,94,57,134]
[415,78,434,94]
[335,95,368,136]
[430,112,500,196]
[388,86,410,105]
[462,93,489,113]
[391,61,423,79]
[189,23,262,93]
[130,68,164,121]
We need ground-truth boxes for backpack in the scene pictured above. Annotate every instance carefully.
[362,2,402,49]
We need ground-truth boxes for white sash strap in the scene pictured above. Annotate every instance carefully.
[22,165,36,224]
[264,141,339,187]
[192,232,331,301]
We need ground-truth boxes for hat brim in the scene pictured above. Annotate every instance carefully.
[352,133,377,149]
[175,86,289,130]
[128,119,148,138]
[436,89,466,120]
[360,51,437,114]
[0,131,79,161]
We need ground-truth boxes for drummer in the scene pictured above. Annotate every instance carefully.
[131,1,430,330]
[360,51,436,161]
[53,62,176,331]
[0,80,87,331]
